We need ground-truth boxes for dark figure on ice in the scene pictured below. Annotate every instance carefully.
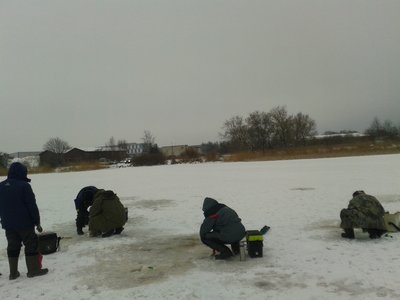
[200,197,246,260]
[0,162,48,280]
[74,186,98,235]
[88,189,126,238]
[340,190,387,239]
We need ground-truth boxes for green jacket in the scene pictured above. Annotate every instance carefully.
[346,193,386,229]
[89,190,126,233]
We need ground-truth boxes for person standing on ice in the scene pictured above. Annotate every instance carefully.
[74,186,98,235]
[200,197,246,260]
[340,190,387,239]
[0,162,48,280]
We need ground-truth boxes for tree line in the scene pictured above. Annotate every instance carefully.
[199,108,400,156]
[2,108,399,169]
[220,106,317,152]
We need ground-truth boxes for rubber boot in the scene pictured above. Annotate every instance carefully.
[215,249,233,260]
[341,228,355,239]
[26,255,48,278]
[101,229,114,238]
[215,246,233,260]
[368,229,386,239]
[8,257,20,280]
[231,242,240,255]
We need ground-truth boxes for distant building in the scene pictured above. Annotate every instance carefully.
[39,150,60,167]
[40,148,126,166]
[96,143,146,157]
[160,145,189,157]
[9,152,41,159]
[126,143,145,157]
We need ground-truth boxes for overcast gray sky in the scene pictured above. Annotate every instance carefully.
[1,0,399,153]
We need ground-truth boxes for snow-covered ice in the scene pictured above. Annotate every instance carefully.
[1,154,400,299]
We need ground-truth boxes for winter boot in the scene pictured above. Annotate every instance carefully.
[89,231,101,237]
[215,248,233,260]
[341,228,355,239]
[26,255,48,278]
[231,242,240,255]
[77,227,84,235]
[101,229,114,238]
[368,229,385,239]
[8,257,20,280]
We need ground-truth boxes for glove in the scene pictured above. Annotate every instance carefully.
[36,225,43,233]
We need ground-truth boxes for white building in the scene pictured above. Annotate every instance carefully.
[126,143,145,157]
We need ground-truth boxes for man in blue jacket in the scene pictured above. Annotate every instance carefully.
[74,186,98,235]
[0,162,48,280]
[200,197,246,260]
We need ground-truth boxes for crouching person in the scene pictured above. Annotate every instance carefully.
[74,186,98,235]
[340,190,387,239]
[200,197,246,260]
[88,190,126,238]
[0,162,48,280]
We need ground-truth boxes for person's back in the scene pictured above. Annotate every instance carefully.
[210,205,246,243]
[340,190,386,239]
[89,190,126,237]
[0,172,39,231]
[348,193,385,219]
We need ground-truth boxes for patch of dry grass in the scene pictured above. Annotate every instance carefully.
[57,162,108,172]
[29,162,108,174]
[225,141,400,162]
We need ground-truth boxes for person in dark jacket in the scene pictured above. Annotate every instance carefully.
[0,162,48,280]
[200,197,246,260]
[74,186,98,235]
[88,189,126,238]
[340,190,387,239]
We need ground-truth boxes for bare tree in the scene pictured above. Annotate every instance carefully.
[142,130,156,152]
[43,137,71,154]
[246,111,273,152]
[0,152,9,168]
[382,120,399,138]
[365,117,399,138]
[365,117,382,137]
[221,116,248,151]
[291,112,317,145]
[117,139,128,151]
[269,106,293,147]
[105,136,116,150]
[43,137,71,166]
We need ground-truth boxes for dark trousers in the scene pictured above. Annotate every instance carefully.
[76,209,89,230]
[201,235,238,254]
[5,229,39,258]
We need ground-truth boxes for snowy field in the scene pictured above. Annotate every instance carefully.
[1,154,400,300]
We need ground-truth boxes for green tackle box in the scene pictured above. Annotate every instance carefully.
[246,230,263,258]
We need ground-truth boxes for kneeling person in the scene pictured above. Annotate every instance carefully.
[340,190,386,239]
[89,190,126,237]
[200,197,246,260]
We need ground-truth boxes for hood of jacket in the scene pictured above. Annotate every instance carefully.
[202,197,218,212]
[7,162,31,182]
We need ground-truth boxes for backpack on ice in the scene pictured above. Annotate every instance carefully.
[246,230,264,258]
[383,212,400,232]
[37,232,61,255]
